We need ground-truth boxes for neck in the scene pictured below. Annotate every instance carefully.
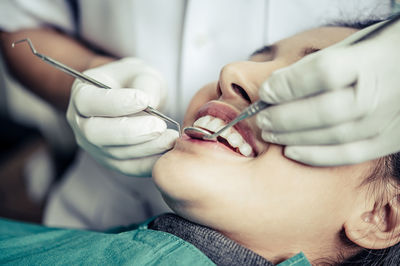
[221,229,352,264]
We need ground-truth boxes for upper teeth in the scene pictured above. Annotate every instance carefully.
[193,115,253,157]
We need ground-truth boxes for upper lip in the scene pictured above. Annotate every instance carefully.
[194,100,260,155]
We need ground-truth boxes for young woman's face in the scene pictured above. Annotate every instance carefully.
[153,27,375,256]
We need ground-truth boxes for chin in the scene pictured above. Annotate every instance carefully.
[153,149,180,199]
[153,147,200,203]
[153,145,234,210]
[153,148,210,222]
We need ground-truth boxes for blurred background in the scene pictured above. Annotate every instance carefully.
[0,51,76,223]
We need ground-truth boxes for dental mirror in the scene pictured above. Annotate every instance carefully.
[183,126,217,141]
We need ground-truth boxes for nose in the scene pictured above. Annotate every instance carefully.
[218,61,262,105]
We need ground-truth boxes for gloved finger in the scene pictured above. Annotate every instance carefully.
[73,83,150,117]
[283,137,390,167]
[102,129,179,159]
[259,47,357,104]
[95,154,161,177]
[261,118,379,146]
[75,131,161,177]
[84,57,150,87]
[131,71,165,108]
[78,115,167,146]
[284,113,400,166]
[257,87,367,132]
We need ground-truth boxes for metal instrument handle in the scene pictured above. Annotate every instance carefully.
[12,38,181,135]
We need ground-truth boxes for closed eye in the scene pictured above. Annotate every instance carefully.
[301,47,320,57]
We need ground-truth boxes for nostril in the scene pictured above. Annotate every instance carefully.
[232,83,251,103]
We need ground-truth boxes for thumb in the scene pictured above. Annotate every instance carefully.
[259,47,357,104]
[132,70,166,108]
[73,83,150,117]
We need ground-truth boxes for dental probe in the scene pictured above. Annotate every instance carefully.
[184,13,400,141]
[12,38,181,135]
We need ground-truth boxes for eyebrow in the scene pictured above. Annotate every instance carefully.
[250,44,321,60]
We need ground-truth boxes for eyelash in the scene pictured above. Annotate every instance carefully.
[301,47,320,56]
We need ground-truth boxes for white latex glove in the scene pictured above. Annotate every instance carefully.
[257,20,400,166]
[67,57,179,177]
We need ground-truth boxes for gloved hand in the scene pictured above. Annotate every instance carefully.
[257,20,400,166]
[67,57,179,176]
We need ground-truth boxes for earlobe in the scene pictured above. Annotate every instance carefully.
[344,195,400,249]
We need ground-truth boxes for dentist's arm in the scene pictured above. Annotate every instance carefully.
[1,28,112,110]
[1,28,178,176]
[256,20,400,166]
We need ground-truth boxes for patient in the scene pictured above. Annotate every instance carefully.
[1,26,400,265]
[152,26,400,265]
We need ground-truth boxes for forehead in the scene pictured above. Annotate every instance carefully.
[252,27,358,62]
[278,27,357,51]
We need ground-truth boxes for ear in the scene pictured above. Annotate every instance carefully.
[344,194,400,249]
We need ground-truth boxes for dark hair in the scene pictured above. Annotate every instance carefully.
[333,19,385,29]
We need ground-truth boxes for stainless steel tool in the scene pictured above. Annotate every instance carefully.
[12,38,181,135]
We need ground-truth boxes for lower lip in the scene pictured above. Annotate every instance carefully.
[176,134,244,157]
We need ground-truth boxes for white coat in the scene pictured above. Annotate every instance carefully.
[0,0,392,229]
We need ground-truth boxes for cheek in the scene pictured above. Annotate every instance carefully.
[249,146,366,218]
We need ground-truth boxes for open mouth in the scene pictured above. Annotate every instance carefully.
[192,115,254,157]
